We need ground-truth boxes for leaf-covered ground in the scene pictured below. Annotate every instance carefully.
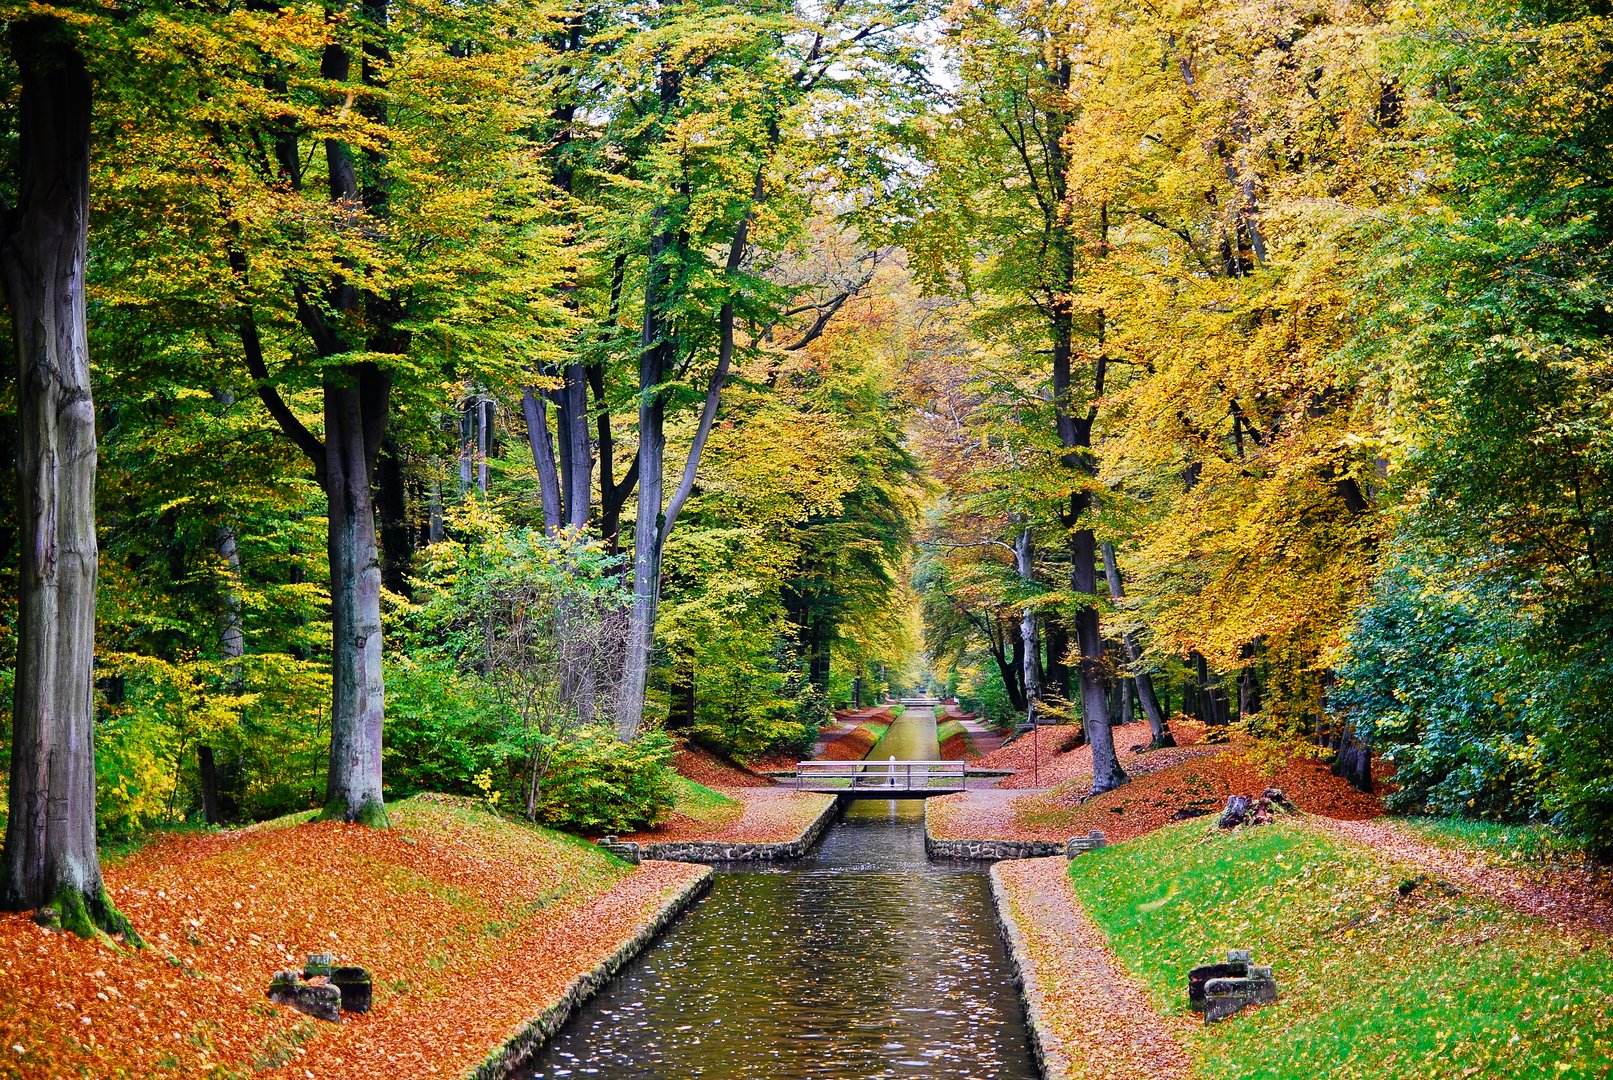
[622,788,836,845]
[928,740,1384,845]
[672,743,774,788]
[0,796,707,1080]
[812,722,889,761]
[994,856,1194,1080]
[972,717,1205,789]
[1064,819,1613,1079]
[1308,816,1613,937]
[936,718,982,759]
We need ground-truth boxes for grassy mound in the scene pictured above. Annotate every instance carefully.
[936,719,980,759]
[1,795,705,1079]
[1066,818,1613,1079]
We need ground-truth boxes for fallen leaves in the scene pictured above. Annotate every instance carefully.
[994,857,1195,1080]
[623,789,836,845]
[672,743,774,788]
[0,796,705,1080]
[929,733,1385,847]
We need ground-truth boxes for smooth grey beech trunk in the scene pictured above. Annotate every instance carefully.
[1013,528,1042,724]
[0,19,133,938]
[323,383,386,823]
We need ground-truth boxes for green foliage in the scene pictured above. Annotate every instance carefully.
[382,655,512,801]
[957,662,1018,729]
[1334,556,1546,821]
[1338,0,1613,851]
[533,728,676,835]
[1069,820,1613,1078]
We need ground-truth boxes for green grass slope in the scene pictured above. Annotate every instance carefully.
[1067,819,1613,1079]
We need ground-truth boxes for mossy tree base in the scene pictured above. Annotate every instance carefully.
[320,796,390,828]
[33,882,144,946]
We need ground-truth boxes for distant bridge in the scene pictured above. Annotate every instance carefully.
[791,760,979,798]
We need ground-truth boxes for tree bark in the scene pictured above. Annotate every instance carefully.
[375,435,411,595]
[0,18,134,938]
[198,746,222,827]
[1101,542,1173,747]
[617,167,760,739]
[322,376,387,824]
[1043,618,1070,703]
[1013,528,1042,723]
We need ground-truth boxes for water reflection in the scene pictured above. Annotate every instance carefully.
[525,800,1038,1079]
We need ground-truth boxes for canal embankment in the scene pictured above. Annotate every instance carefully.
[1000,816,1613,1080]
[990,855,1192,1080]
[0,795,711,1080]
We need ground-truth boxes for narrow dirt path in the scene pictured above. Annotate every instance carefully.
[1306,816,1613,938]
[992,857,1194,1080]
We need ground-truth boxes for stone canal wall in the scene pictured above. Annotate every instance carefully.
[465,865,715,1080]
[989,862,1072,1080]
[637,796,841,863]
[923,805,1064,860]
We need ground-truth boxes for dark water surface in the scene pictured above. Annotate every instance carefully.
[525,799,1039,1079]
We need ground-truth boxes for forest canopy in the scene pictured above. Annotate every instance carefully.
[1,0,1611,929]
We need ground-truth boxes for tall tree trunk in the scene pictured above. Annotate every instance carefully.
[1101,542,1173,747]
[198,746,222,827]
[0,19,134,939]
[375,435,411,595]
[1072,529,1125,790]
[616,219,674,740]
[322,379,387,824]
[1043,618,1070,703]
[1013,528,1042,723]
[617,167,759,739]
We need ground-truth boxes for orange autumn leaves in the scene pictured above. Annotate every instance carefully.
[0,797,704,1080]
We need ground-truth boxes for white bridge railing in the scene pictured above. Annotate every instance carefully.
[792,760,971,795]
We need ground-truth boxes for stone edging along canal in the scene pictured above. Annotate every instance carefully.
[924,802,1063,861]
[465,865,716,1080]
[989,862,1072,1080]
[637,793,841,863]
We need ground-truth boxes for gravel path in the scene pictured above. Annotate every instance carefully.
[1307,817,1613,937]
[992,857,1194,1080]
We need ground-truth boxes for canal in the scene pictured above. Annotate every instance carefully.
[525,709,1038,1079]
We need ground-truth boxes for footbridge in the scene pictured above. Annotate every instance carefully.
[791,760,986,798]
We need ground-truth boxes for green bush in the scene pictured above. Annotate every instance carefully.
[534,727,676,834]
[382,654,515,800]
[1334,556,1545,821]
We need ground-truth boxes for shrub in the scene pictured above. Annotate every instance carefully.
[534,727,676,834]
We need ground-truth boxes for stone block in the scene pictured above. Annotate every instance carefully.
[1187,960,1248,1011]
[331,965,373,1013]
[1066,830,1109,858]
[304,952,335,978]
[1203,965,1277,1023]
[293,981,343,1023]
[597,840,642,865]
[266,970,300,1007]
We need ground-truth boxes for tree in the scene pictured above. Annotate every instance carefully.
[566,0,929,739]
[0,12,135,937]
[918,0,1128,789]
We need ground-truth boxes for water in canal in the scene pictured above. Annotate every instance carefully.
[525,710,1039,1079]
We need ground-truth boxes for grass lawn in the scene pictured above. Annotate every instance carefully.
[668,776,744,824]
[1401,815,1588,868]
[1067,818,1613,1079]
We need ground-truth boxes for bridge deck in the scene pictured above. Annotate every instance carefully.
[792,760,978,798]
